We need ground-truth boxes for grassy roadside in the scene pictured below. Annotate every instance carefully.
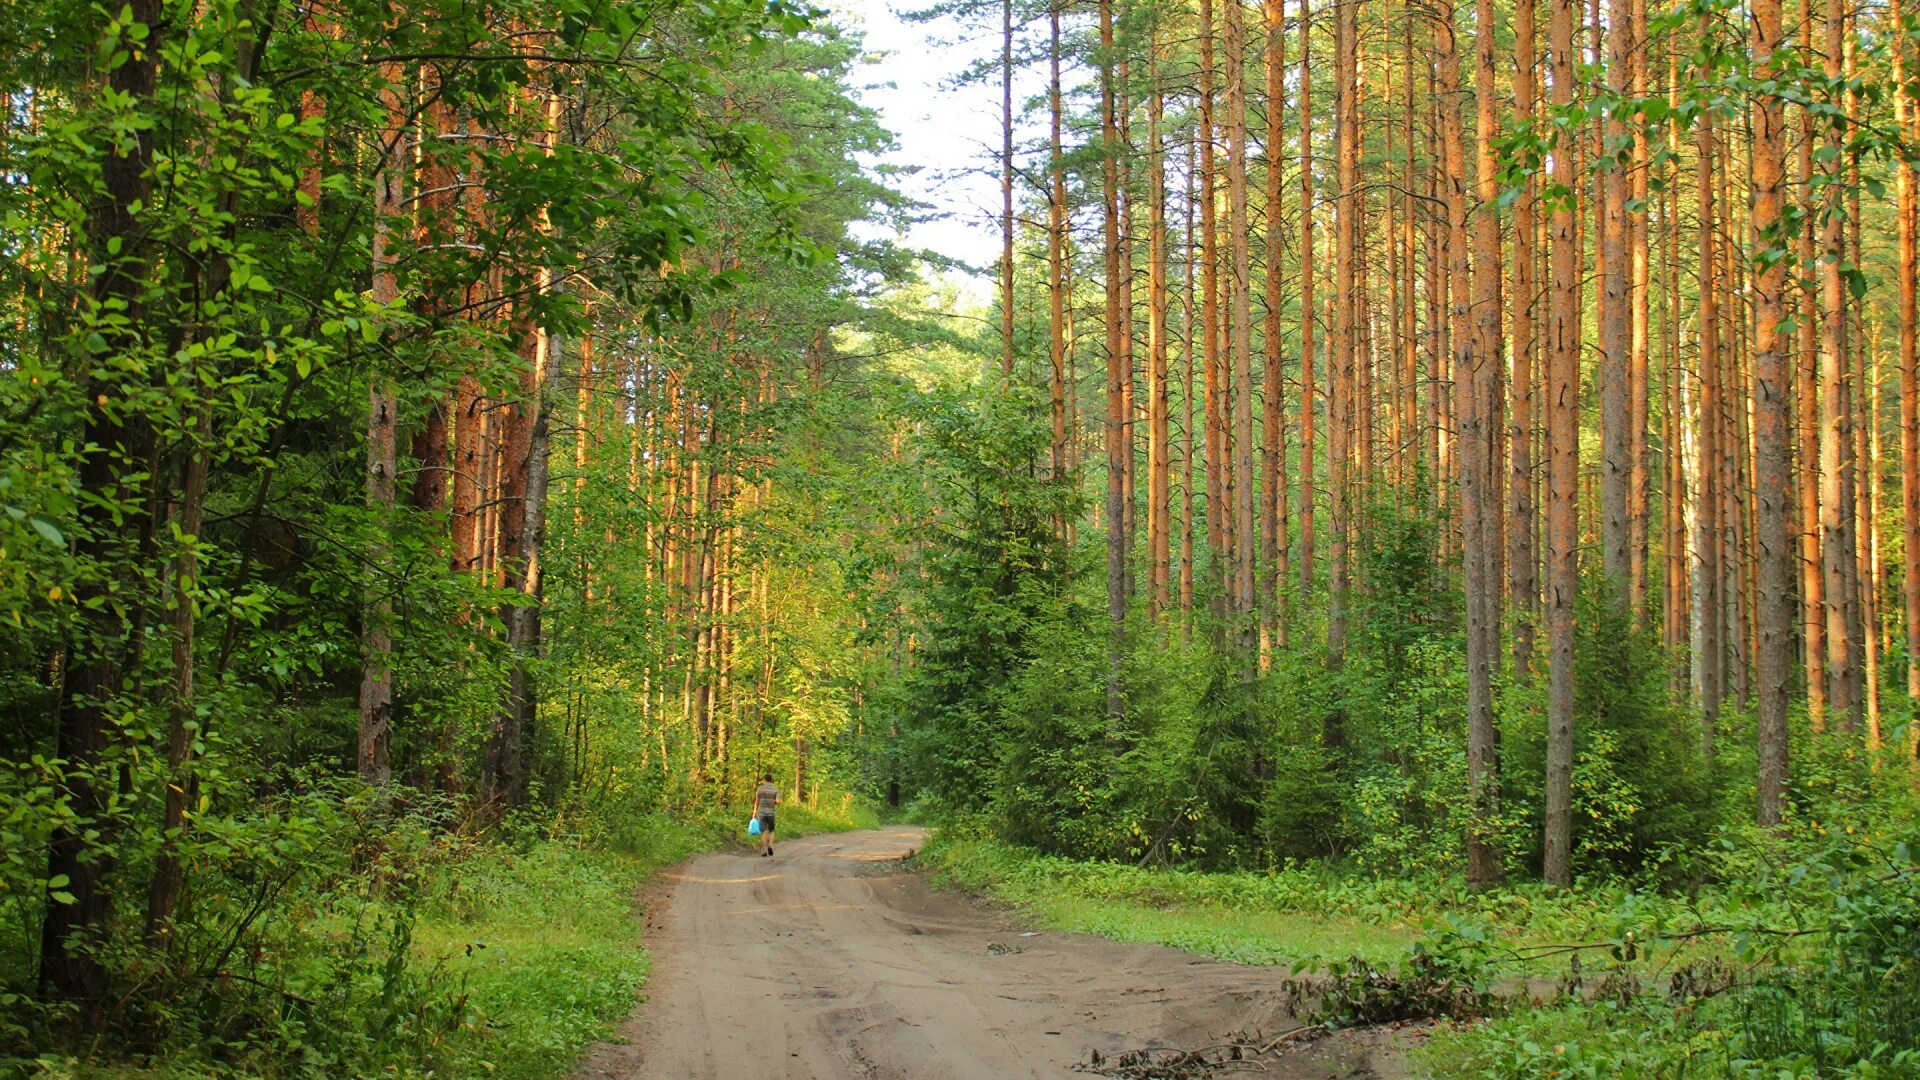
[920,832,1920,1078]
[404,802,874,1080]
[921,834,1422,968]
[12,803,875,1080]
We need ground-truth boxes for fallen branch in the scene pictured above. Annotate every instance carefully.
[1078,1026,1331,1079]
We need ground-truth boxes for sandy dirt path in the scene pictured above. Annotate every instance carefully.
[578,826,1413,1080]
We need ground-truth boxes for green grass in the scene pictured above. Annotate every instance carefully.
[920,834,1920,1079]
[922,835,1423,967]
[6,802,877,1080]
[401,804,875,1079]
[409,840,668,1080]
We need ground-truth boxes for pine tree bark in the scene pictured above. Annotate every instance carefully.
[480,87,564,809]
[1796,0,1826,727]
[1543,0,1579,887]
[1694,77,1726,740]
[1000,0,1015,378]
[1297,0,1316,592]
[145,404,211,945]
[1101,0,1128,717]
[1627,0,1651,619]
[1896,0,1920,713]
[1845,28,1872,738]
[1049,8,1070,490]
[1261,0,1289,653]
[1750,0,1792,826]
[1201,0,1226,621]
[1597,0,1630,609]
[1226,0,1257,649]
[1183,135,1201,614]
[1819,0,1860,732]
[1328,0,1355,667]
[1149,23,1173,620]
[1510,0,1539,672]
[1468,0,1505,888]
[1437,0,1495,889]
[1663,106,1689,688]
[358,61,408,789]
[1119,45,1138,601]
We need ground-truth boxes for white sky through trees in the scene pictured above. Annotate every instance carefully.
[830,0,1055,297]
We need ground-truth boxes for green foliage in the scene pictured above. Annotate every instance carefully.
[1498,580,1715,881]
[1,0,909,1066]
[1419,829,1920,1078]
[0,784,874,1078]
[881,382,1078,808]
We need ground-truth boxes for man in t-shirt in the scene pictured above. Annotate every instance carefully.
[753,774,779,857]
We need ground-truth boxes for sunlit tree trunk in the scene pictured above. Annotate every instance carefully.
[1428,51,1452,559]
[1662,80,1689,692]
[1261,0,1289,654]
[1896,0,1920,715]
[1796,0,1826,728]
[481,87,564,810]
[1627,0,1651,620]
[1750,0,1791,826]
[1819,0,1860,733]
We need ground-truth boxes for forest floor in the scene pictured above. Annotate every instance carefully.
[576,826,1420,1080]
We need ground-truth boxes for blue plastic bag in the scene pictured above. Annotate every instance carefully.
[747,816,762,836]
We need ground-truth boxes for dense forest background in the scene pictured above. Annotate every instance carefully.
[3,0,1920,1070]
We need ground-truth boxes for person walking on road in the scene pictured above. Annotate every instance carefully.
[753,774,779,856]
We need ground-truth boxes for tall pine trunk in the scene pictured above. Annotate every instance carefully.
[1896,0,1920,713]
[1818,0,1860,732]
[1226,0,1257,649]
[1149,22,1173,619]
[1597,0,1631,609]
[1509,0,1539,673]
[1467,0,1504,888]
[1543,0,1579,887]
[1328,0,1355,667]
[1101,0,1127,717]
[1261,0,1289,653]
[1000,0,1015,377]
[1049,9,1070,491]
[358,60,409,789]
[1750,0,1792,825]
[1297,0,1316,593]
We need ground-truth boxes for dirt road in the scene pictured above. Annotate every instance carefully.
[578,826,1413,1080]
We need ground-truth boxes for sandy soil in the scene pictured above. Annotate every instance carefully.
[577,826,1418,1080]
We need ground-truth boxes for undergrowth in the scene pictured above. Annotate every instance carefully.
[925,823,1920,1079]
[2,794,872,1080]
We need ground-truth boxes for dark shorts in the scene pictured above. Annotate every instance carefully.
[758,814,776,834]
